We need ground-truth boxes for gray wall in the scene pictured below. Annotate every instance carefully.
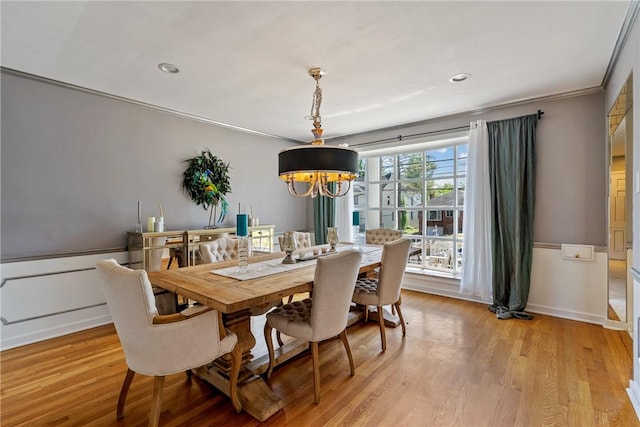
[1,71,308,259]
[332,91,607,247]
[1,70,609,259]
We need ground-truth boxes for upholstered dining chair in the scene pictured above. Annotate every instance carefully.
[95,259,242,427]
[364,228,404,314]
[365,228,403,245]
[198,236,239,264]
[352,238,411,351]
[263,250,362,403]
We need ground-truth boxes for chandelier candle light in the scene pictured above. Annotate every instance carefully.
[278,68,358,198]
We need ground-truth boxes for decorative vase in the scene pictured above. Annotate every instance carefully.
[281,231,298,264]
[327,227,339,252]
[206,204,218,229]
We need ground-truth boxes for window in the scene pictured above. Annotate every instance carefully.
[427,210,442,221]
[354,138,467,275]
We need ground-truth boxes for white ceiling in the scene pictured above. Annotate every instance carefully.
[0,1,632,143]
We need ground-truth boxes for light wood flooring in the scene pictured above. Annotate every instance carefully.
[1,290,638,426]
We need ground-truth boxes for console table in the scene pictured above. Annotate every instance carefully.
[127,225,275,272]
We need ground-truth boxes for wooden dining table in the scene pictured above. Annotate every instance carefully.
[147,245,385,422]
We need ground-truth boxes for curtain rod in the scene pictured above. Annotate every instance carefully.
[350,110,544,148]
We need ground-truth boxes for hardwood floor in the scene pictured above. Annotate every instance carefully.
[2,290,638,426]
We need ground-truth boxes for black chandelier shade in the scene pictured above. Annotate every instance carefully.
[278,145,359,181]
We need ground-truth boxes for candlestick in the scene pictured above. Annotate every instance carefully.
[135,201,143,232]
[352,211,361,250]
[236,213,250,274]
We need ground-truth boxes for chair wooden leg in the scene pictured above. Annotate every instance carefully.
[391,304,396,315]
[148,376,164,427]
[311,341,320,403]
[229,344,243,413]
[264,322,275,378]
[340,330,355,376]
[276,331,284,347]
[377,305,387,351]
[117,368,135,420]
[185,369,192,382]
[395,301,406,337]
[363,305,369,323]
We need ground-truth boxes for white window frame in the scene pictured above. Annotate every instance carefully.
[353,132,468,277]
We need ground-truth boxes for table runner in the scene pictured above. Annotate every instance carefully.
[212,245,381,281]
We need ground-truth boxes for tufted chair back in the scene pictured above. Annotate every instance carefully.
[278,231,312,251]
[198,237,239,263]
[365,228,403,245]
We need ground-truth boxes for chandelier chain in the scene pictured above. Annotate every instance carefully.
[309,77,322,127]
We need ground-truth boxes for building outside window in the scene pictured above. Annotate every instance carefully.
[353,138,467,275]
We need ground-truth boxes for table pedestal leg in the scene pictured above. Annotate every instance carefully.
[193,365,283,422]
[192,309,284,422]
[367,306,401,327]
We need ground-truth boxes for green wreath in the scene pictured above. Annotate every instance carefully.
[182,149,231,226]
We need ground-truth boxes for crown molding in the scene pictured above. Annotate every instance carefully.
[326,86,602,144]
[602,0,640,88]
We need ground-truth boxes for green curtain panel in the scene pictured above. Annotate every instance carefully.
[313,183,336,245]
[487,114,537,320]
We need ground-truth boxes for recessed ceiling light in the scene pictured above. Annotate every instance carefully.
[449,73,471,83]
[158,63,180,74]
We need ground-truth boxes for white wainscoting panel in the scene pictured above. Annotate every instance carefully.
[2,246,609,350]
[527,247,607,324]
[402,246,607,325]
[0,252,127,350]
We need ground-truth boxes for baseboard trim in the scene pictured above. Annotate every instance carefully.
[628,380,640,420]
[525,303,605,326]
[402,280,606,326]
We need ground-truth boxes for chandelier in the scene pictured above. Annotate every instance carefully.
[278,68,358,198]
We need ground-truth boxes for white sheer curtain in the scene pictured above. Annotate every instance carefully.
[460,120,493,300]
[335,187,354,243]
